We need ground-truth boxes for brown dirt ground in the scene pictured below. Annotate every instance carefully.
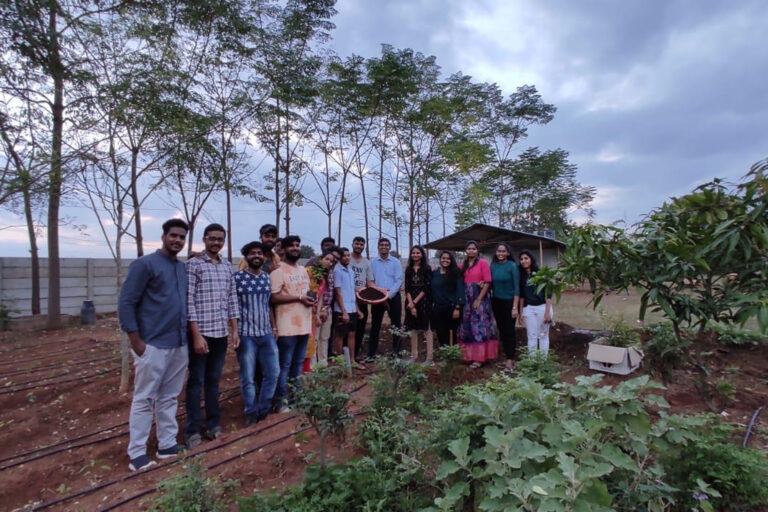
[0,312,766,511]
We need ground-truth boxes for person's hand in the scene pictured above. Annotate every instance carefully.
[319,310,329,323]
[544,311,552,324]
[511,309,518,319]
[299,295,316,307]
[518,315,525,327]
[131,338,147,357]
[357,310,364,319]
[452,309,460,320]
[409,304,418,317]
[231,332,241,350]
[193,334,209,354]
[473,299,481,311]
[341,312,350,324]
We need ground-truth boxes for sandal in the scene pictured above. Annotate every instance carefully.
[469,362,482,369]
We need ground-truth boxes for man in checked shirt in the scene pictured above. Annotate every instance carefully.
[185,223,240,448]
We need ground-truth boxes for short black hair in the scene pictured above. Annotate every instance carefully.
[203,223,226,237]
[377,238,391,246]
[241,241,264,257]
[321,237,335,245]
[352,236,365,244]
[282,234,301,247]
[162,218,189,235]
[339,246,350,256]
[259,224,278,236]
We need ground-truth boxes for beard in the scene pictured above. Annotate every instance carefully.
[247,258,263,270]
[285,251,300,263]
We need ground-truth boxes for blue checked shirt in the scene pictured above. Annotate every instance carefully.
[234,269,273,336]
[186,252,239,337]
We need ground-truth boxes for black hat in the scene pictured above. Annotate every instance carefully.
[259,223,278,236]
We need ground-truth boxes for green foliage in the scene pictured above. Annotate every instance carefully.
[708,322,765,346]
[435,344,462,389]
[0,301,18,331]
[602,315,641,348]
[426,374,716,512]
[151,458,237,512]
[293,363,352,467]
[299,244,316,258]
[544,164,768,340]
[663,423,768,510]
[369,355,427,412]
[643,322,690,382]
[514,347,561,387]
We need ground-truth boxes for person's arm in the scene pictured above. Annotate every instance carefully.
[544,295,553,323]
[334,285,349,322]
[365,260,374,288]
[118,260,151,356]
[228,273,240,349]
[511,264,520,319]
[187,262,208,354]
[271,270,315,307]
[390,259,403,299]
[473,261,492,309]
[269,307,278,338]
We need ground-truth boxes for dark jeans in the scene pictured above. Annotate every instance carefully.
[368,293,402,358]
[431,304,460,347]
[492,298,518,359]
[236,334,279,418]
[274,334,309,406]
[186,335,228,435]
[354,299,369,355]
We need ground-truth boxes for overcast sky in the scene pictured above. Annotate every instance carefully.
[1,0,766,257]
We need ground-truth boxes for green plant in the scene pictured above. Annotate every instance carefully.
[709,322,765,346]
[603,315,640,347]
[644,322,690,382]
[427,374,712,512]
[292,363,352,468]
[150,458,237,512]
[0,301,18,331]
[663,423,768,510]
[435,344,462,389]
[514,347,560,387]
[369,354,427,412]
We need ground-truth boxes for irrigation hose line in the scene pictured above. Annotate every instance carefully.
[0,345,116,367]
[0,354,119,379]
[743,405,765,448]
[0,387,243,469]
[0,366,120,395]
[0,336,112,355]
[30,381,368,512]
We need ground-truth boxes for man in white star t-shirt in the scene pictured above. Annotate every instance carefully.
[234,241,278,426]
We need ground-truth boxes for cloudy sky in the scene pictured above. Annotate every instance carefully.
[1,0,766,257]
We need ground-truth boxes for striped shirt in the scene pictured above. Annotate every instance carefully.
[234,269,272,336]
[186,252,239,337]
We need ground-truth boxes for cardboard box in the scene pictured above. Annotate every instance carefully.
[586,338,643,375]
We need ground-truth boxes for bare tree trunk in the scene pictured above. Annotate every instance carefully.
[23,186,40,315]
[377,144,384,240]
[46,6,63,330]
[336,170,348,242]
[131,149,144,257]
[359,172,370,258]
[225,184,232,262]
[283,114,291,235]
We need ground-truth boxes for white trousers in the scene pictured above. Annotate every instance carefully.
[522,304,552,354]
[314,315,332,367]
[128,344,188,459]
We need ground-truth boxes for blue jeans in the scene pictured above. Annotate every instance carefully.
[274,334,309,406]
[185,336,227,435]
[236,334,279,417]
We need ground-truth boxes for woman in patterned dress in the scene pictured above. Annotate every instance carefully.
[457,240,498,368]
[304,251,336,370]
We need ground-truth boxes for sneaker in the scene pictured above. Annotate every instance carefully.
[245,413,258,427]
[186,432,203,449]
[128,454,157,472]
[277,405,291,414]
[205,426,223,440]
[157,444,182,460]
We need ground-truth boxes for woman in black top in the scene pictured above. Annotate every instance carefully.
[404,246,434,363]
[519,250,553,355]
[429,250,465,348]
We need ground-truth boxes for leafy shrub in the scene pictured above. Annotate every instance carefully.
[644,322,690,382]
[369,355,427,412]
[514,347,561,386]
[293,363,352,467]
[709,322,765,346]
[604,315,641,347]
[427,374,709,512]
[151,458,236,512]
[435,344,462,389]
[663,423,768,510]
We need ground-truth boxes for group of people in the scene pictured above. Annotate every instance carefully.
[117,218,552,472]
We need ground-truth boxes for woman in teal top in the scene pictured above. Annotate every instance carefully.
[490,243,520,372]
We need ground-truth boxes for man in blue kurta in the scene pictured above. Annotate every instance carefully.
[118,218,189,471]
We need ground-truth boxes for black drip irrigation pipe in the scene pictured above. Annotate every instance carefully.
[743,405,765,448]
[31,381,368,511]
[0,354,118,379]
[0,336,110,355]
[0,387,243,468]
[0,345,115,367]
[0,366,120,396]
